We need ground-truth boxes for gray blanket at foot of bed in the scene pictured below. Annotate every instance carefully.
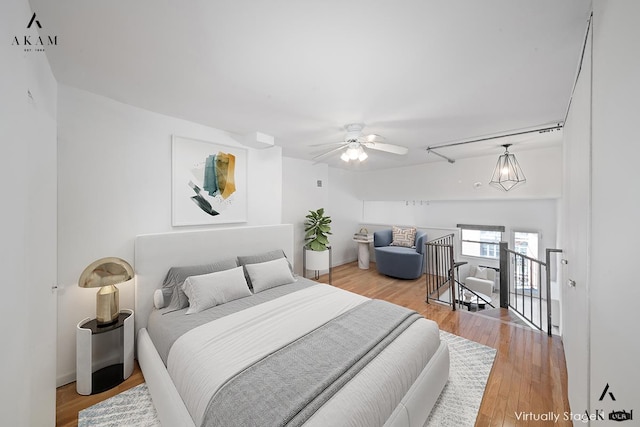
[202,299,421,427]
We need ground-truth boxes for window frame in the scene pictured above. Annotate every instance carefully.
[457,224,505,260]
[510,229,541,289]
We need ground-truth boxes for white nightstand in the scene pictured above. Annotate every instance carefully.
[76,309,134,395]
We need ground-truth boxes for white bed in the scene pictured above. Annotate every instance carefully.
[134,224,449,427]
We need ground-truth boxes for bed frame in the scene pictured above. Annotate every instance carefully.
[134,224,449,427]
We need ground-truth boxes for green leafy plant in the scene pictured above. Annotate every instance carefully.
[304,208,332,251]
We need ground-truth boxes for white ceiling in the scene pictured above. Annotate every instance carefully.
[31,0,591,170]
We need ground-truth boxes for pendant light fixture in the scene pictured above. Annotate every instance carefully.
[489,144,526,191]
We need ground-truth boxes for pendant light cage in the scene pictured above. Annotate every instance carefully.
[489,144,526,191]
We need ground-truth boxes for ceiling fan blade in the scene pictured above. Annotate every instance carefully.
[312,143,349,162]
[366,142,409,155]
[308,141,345,148]
[361,134,385,143]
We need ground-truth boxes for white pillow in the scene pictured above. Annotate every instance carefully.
[474,267,489,280]
[181,266,251,314]
[244,257,296,293]
[153,289,166,309]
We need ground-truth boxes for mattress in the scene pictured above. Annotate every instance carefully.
[146,278,444,427]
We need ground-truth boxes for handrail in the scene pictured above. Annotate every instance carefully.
[424,234,457,310]
[499,242,562,336]
[503,247,548,265]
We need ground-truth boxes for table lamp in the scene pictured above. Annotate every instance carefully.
[78,257,133,326]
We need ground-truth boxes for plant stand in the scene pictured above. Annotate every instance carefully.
[303,246,332,284]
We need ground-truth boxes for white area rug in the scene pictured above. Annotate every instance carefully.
[78,383,160,427]
[425,331,497,426]
[78,331,496,427]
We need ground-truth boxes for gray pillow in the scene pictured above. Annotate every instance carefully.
[162,258,238,310]
[237,249,292,289]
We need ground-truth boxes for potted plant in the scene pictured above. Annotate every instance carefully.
[304,208,332,271]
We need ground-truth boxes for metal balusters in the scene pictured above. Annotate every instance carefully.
[425,234,455,308]
[500,244,562,336]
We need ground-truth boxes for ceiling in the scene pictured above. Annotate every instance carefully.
[31,0,591,170]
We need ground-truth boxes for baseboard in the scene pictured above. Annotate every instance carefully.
[332,256,358,267]
[57,372,76,387]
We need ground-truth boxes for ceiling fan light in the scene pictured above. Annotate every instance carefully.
[340,152,350,162]
[358,150,368,161]
[347,147,360,160]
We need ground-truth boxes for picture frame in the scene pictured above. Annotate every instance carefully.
[172,135,248,226]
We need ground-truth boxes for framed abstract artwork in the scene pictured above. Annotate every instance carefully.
[172,135,248,226]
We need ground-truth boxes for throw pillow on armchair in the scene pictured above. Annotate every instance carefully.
[390,226,417,248]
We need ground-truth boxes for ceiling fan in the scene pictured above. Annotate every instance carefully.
[312,123,409,163]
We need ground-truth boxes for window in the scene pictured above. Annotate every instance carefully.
[458,224,505,260]
[513,231,539,259]
[512,231,540,289]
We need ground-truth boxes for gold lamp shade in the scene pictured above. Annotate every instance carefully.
[79,257,133,326]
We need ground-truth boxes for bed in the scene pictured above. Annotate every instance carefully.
[134,225,449,427]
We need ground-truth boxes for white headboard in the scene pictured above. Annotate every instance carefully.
[134,224,294,333]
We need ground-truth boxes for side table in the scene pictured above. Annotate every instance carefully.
[76,309,134,395]
[353,236,373,269]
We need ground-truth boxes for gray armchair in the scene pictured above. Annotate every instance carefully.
[373,229,427,279]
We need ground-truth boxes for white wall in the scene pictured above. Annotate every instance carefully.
[353,146,562,201]
[56,86,282,385]
[559,14,592,417]
[561,2,640,419]
[1,0,58,424]
[281,157,329,274]
[589,0,640,415]
[281,158,363,274]
[327,167,361,266]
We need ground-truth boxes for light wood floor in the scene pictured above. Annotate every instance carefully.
[56,261,570,427]
[56,363,145,427]
[328,262,570,426]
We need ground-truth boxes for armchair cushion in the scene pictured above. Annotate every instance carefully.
[474,267,489,279]
[465,277,493,296]
[468,265,496,282]
[464,265,495,295]
[374,229,393,247]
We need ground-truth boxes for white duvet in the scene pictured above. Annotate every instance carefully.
[167,283,442,427]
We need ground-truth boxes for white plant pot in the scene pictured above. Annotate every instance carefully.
[305,248,330,271]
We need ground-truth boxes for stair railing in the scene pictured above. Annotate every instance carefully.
[424,234,458,309]
[499,242,562,336]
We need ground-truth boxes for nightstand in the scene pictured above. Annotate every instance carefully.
[76,309,134,395]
